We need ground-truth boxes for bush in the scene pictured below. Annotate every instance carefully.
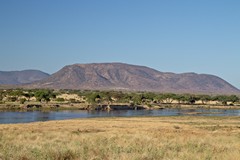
[7,96,17,102]
[34,89,55,103]
[69,98,79,103]
[56,98,65,102]
[20,98,27,104]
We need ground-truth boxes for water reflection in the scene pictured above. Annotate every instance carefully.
[0,108,240,124]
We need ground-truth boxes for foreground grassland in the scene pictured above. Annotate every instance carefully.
[1,117,240,160]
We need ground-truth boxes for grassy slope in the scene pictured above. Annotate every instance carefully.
[0,116,240,160]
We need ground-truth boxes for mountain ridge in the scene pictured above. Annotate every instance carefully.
[24,63,240,94]
[0,70,50,85]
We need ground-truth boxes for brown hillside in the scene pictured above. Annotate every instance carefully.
[26,63,240,94]
[0,70,49,85]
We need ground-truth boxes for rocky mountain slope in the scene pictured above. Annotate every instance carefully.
[0,70,49,85]
[27,63,240,94]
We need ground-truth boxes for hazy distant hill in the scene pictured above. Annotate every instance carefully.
[0,70,49,85]
[27,63,240,94]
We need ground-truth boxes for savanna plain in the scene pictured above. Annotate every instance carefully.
[0,116,240,160]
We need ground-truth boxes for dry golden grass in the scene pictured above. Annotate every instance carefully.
[0,116,240,160]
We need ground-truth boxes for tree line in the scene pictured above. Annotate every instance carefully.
[77,90,239,105]
[0,89,239,106]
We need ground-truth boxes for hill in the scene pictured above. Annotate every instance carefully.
[26,63,240,94]
[0,70,49,85]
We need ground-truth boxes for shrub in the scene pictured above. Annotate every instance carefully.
[7,96,17,102]
[56,98,65,102]
[69,98,78,103]
[34,89,55,103]
[19,98,27,104]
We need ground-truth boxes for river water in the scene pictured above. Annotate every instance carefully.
[0,108,240,124]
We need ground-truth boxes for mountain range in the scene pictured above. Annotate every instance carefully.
[0,70,49,85]
[0,63,239,94]
[7,63,237,94]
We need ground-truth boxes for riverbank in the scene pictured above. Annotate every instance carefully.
[1,102,240,111]
[0,116,240,159]
[1,89,240,112]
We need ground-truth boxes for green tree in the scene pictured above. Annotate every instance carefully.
[184,94,199,104]
[143,92,156,101]
[86,92,101,104]
[213,95,229,105]
[199,95,211,104]
[99,91,112,103]
[131,94,142,105]
[34,90,55,103]
[154,94,166,103]
[9,89,24,97]
[20,98,27,104]
[162,93,177,103]
[174,94,186,104]
[227,95,239,104]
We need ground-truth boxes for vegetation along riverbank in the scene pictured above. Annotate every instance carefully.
[0,89,240,111]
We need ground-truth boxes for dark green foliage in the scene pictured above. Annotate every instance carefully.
[174,94,187,104]
[85,92,101,104]
[131,93,142,105]
[81,90,239,106]
[56,98,65,102]
[34,89,56,103]
[162,93,177,103]
[199,95,212,104]
[1,89,239,106]
[184,94,200,104]
[0,93,3,101]
[213,95,239,105]
[23,92,34,101]
[19,98,27,104]
[8,90,24,97]
[98,91,112,103]
[142,92,156,101]
[213,95,228,105]
[153,94,165,103]
[227,95,239,103]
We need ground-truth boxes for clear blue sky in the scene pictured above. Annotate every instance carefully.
[0,0,240,88]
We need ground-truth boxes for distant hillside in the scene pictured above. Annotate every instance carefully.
[0,70,49,85]
[26,63,240,94]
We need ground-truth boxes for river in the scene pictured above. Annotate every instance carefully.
[0,108,240,124]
